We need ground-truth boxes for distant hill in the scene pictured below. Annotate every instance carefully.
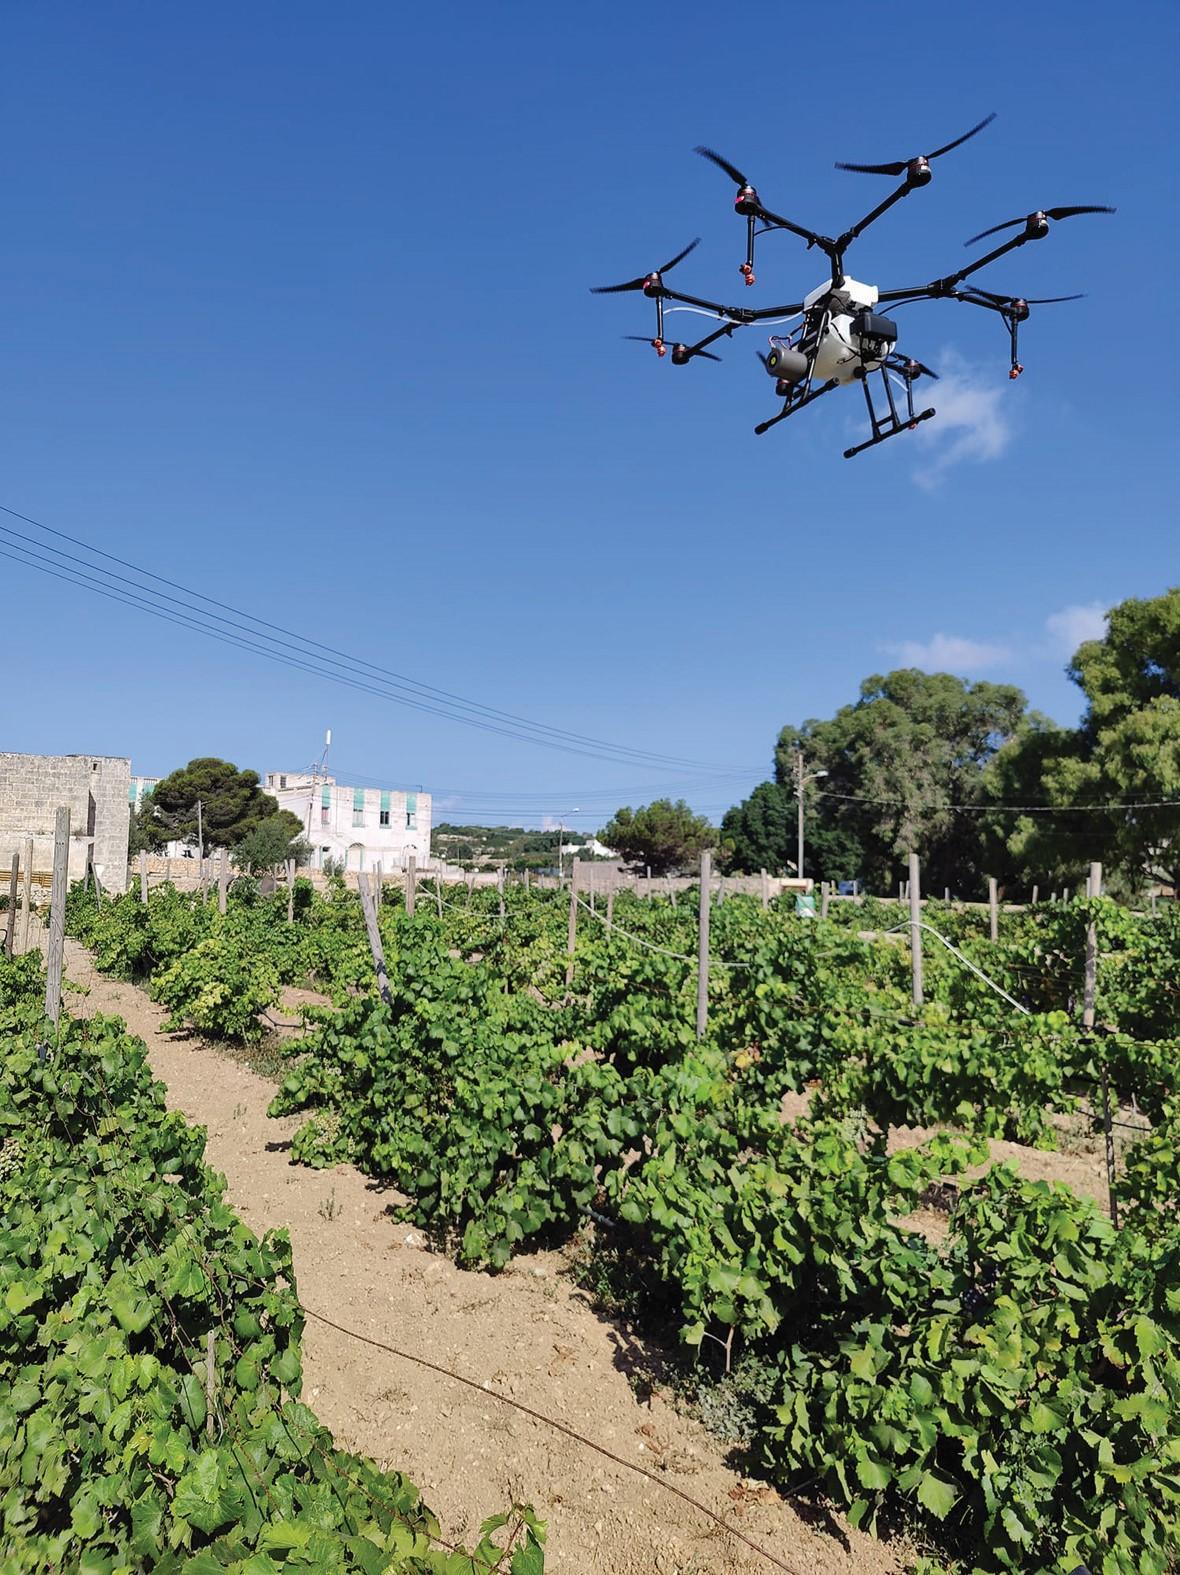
[430,823,611,872]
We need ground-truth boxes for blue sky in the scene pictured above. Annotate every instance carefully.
[1,0,1175,832]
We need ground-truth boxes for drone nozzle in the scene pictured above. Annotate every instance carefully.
[740,262,756,286]
[1009,364,1024,379]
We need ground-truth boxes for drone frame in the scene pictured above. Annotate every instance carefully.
[594,118,1112,456]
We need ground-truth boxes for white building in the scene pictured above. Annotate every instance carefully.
[264,772,431,872]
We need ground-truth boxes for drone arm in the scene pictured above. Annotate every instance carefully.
[878,228,1042,307]
[834,179,915,256]
[751,203,834,256]
[650,284,760,323]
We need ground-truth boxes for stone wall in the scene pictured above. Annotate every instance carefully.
[0,753,130,892]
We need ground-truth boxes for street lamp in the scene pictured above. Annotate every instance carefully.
[794,754,828,882]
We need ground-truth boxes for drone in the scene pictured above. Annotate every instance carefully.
[592,116,1114,458]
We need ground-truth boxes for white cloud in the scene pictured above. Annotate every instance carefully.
[884,632,1013,673]
[1044,602,1108,657]
[910,349,1013,489]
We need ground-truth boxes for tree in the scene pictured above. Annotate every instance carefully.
[127,790,166,856]
[148,758,303,852]
[1036,589,1180,893]
[721,781,864,878]
[599,799,717,876]
[769,670,1029,892]
[233,816,312,874]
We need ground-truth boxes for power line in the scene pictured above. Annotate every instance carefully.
[815,786,1180,816]
[0,501,731,773]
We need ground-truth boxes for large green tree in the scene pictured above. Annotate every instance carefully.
[232,816,312,874]
[599,799,717,876]
[769,670,1029,892]
[148,758,302,853]
[989,590,1180,894]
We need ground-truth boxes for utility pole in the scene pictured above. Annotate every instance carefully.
[794,751,829,884]
[795,752,804,881]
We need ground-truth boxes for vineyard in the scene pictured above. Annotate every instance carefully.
[11,873,1180,1573]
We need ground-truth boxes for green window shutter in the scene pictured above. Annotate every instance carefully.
[380,791,391,812]
[353,787,365,810]
[128,783,137,803]
[405,793,418,814]
[321,786,331,808]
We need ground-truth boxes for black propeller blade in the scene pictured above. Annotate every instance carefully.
[965,286,1086,306]
[623,336,720,362]
[964,206,1114,247]
[899,358,939,381]
[694,146,752,189]
[591,238,700,294]
[836,112,996,177]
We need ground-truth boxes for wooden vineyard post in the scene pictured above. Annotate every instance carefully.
[286,859,296,922]
[645,865,652,900]
[988,877,999,943]
[406,854,417,918]
[696,849,711,1041]
[218,850,228,916]
[45,807,70,1027]
[139,849,149,903]
[164,856,171,886]
[760,868,769,910]
[497,864,505,924]
[466,870,474,904]
[4,853,18,959]
[565,859,580,985]
[205,1329,217,1443]
[435,874,443,918]
[944,887,950,903]
[522,869,529,895]
[19,837,33,954]
[588,863,595,915]
[908,852,923,1007]
[606,887,614,928]
[375,860,384,910]
[1083,861,1101,1030]
[1031,884,1039,905]
[357,868,393,1008]
[820,880,830,919]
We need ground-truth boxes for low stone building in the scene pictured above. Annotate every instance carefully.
[0,752,131,891]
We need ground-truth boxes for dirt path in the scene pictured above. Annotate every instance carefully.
[61,941,901,1575]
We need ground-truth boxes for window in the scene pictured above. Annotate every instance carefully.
[279,775,287,789]
[353,809,364,827]
[405,791,417,831]
[320,806,329,827]
[379,809,390,827]
[380,790,391,829]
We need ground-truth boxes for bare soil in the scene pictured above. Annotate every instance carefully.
[61,941,904,1575]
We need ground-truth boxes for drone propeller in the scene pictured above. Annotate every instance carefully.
[623,336,720,363]
[590,238,700,294]
[695,146,754,190]
[899,358,939,381]
[964,206,1114,247]
[836,112,996,178]
[965,286,1086,307]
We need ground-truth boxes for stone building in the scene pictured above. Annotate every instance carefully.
[0,752,131,891]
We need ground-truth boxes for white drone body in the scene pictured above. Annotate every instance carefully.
[767,276,895,387]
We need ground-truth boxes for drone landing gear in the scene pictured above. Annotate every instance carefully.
[754,378,837,436]
[843,364,935,460]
